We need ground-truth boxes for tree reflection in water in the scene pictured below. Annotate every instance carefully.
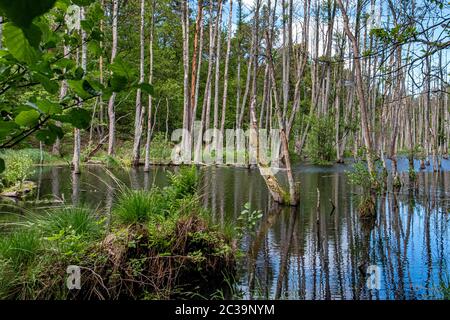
[2,163,449,300]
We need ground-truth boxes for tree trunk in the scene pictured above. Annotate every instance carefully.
[132,0,146,167]
[337,0,375,177]
[144,0,155,172]
[72,7,87,174]
[219,0,233,162]
[107,0,119,156]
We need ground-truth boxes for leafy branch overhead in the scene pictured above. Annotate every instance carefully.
[0,0,152,173]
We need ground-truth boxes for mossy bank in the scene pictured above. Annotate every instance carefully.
[0,167,237,299]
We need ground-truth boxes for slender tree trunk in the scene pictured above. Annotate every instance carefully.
[53,44,69,157]
[337,0,375,177]
[181,0,191,162]
[219,0,233,162]
[144,0,155,172]
[72,7,87,174]
[132,0,146,167]
[107,0,119,156]
[190,0,204,133]
[212,0,223,158]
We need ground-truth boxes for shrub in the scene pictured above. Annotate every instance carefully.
[346,161,384,216]
[305,115,335,165]
[149,132,173,161]
[166,166,198,199]
[0,150,34,187]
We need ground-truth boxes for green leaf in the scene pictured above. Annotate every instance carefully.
[36,99,62,115]
[68,79,96,99]
[138,83,154,96]
[36,129,57,145]
[48,123,64,139]
[34,73,59,94]
[0,158,4,174]
[67,108,90,129]
[72,0,95,6]
[0,121,18,138]
[74,66,85,80]
[87,41,101,56]
[110,75,128,92]
[110,57,134,79]
[0,0,57,28]
[3,23,40,64]
[15,110,40,127]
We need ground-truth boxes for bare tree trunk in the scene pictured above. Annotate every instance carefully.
[73,7,87,174]
[212,0,224,162]
[98,0,105,141]
[195,2,218,162]
[107,0,119,156]
[53,44,69,157]
[265,29,299,206]
[219,0,233,159]
[181,0,191,162]
[144,0,155,172]
[132,0,146,167]
[190,0,204,132]
[337,0,375,177]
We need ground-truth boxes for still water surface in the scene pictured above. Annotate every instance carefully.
[1,159,449,300]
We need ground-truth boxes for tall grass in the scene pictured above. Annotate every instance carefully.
[33,207,103,239]
[114,188,167,224]
[113,166,199,225]
[0,228,41,269]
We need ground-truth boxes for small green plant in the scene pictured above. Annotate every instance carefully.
[166,166,198,199]
[346,161,383,216]
[347,161,374,191]
[235,202,263,237]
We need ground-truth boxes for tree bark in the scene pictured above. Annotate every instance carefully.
[337,0,376,177]
[132,0,146,167]
[107,0,119,156]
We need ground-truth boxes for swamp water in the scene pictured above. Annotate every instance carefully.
[1,158,449,300]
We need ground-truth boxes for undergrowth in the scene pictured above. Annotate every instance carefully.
[0,166,237,300]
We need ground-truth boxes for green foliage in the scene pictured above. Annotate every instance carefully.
[0,0,149,165]
[0,167,235,299]
[35,207,103,239]
[305,115,335,165]
[166,166,198,200]
[0,149,34,187]
[114,188,167,224]
[148,133,173,161]
[235,202,263,238]
[347,161,384,215]
[114,166,199,225]
[0,0,57,28]
[0,229,41,269]
[347,161,374,191]
[3,23,41,64]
